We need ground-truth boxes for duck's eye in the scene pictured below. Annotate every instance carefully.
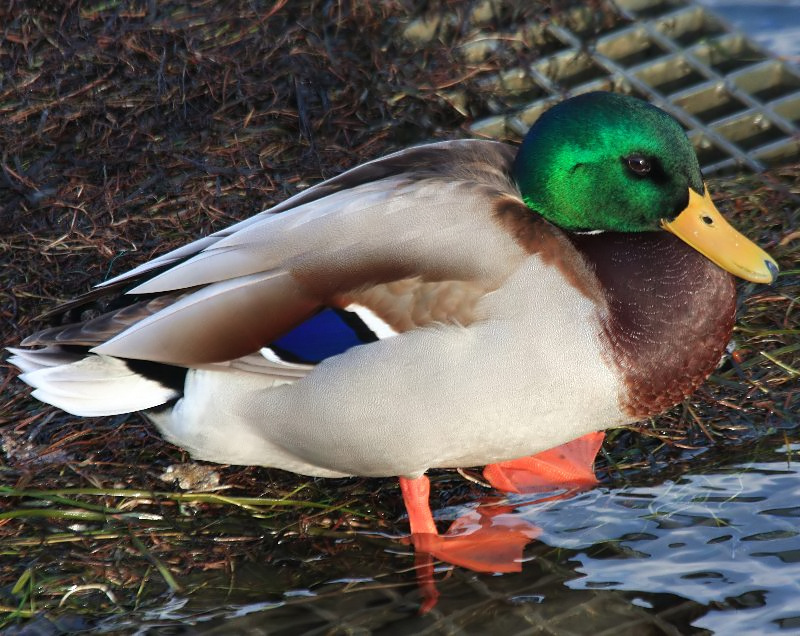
[625,155,652,176]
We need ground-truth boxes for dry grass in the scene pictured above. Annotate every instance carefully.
[0,0,797,629]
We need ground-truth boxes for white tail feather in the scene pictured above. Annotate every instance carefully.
[7,346,83,373]
[12,352,178,417]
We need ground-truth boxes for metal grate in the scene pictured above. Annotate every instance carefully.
[464,0,800,173]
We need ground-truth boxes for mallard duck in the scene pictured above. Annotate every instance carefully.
[10,92,778,543]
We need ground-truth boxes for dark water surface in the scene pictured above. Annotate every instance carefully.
[96,438,800,635]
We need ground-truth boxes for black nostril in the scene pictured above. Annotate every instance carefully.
[701,215,713,225]
[766,260,779,282]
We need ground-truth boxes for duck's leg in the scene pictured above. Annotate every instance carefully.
[399,474,441,613]
[483,431,605,494]
[399,474,438,535]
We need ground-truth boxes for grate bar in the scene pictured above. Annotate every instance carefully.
[547,19,766,172]
[464,0,800,173]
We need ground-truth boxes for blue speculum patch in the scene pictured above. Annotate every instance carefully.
[269,308,377,363]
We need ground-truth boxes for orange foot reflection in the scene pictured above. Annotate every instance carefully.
[410,500,541,572]
[406,499,542,613]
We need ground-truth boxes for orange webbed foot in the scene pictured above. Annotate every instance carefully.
[483,431,605,494]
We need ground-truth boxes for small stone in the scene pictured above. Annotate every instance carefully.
[160,463,220,491]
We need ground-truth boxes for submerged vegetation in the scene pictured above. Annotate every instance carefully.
[0,0,797,630]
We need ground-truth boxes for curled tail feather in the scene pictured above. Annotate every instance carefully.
[8,347,179,417]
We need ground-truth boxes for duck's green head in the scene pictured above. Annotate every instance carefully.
[513,91,778,283]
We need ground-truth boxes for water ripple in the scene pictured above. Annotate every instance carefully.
[511,446,800,633]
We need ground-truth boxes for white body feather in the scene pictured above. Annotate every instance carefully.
[147,254,626,478]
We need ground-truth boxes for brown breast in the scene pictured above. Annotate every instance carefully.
[568,231,737,419]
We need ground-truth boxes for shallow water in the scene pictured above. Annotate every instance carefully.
[96,438,800,635]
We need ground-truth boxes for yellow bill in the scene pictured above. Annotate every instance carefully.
[661,187,779,284]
